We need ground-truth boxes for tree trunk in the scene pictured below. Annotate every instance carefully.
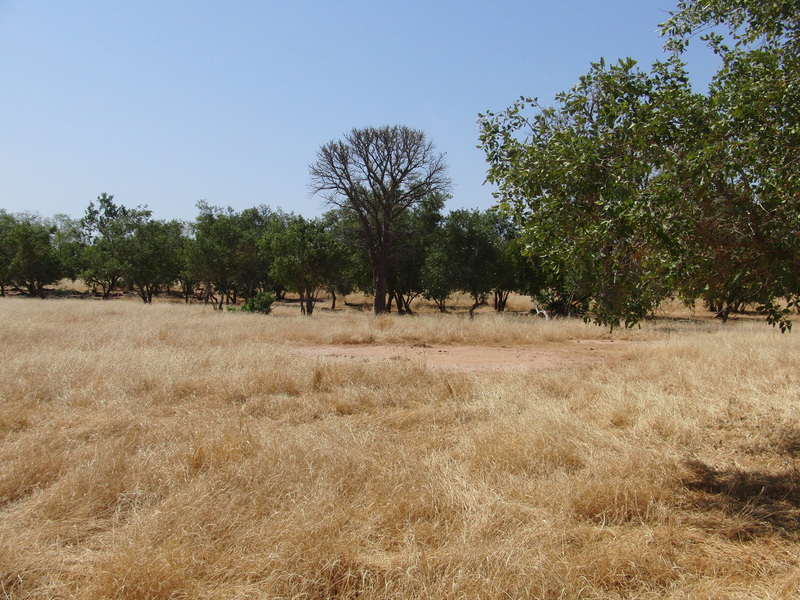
[305,294,315,316]
[330,290,336,311]
[469,294,487,319]
[495,290,509,312]
[372,263,388,314]
[299,291,307,315]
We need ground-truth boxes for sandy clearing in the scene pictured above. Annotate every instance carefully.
[288,339,630,372]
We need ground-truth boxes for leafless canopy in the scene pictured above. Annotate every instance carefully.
[309,125,450,313]
[309,125,450,218]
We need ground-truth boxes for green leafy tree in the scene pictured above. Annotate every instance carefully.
[484,210,545,312]
[480,57,693,329]
[50,214,84,282]
[122,219,184,303]
[385,193,446,314]
[431,209,498,317]
[7,215,63,298]
[175,228,200,302]
[662,0,800,330]
[317,212,362,310]
[266,215,336,315]
[310,125,451,314]
[191,202,280,309]
[322,207,384,307]
[80,193,150,298]
[420,243,454,313]
[236,205,280,300]
[0,210,16,296]
[191,202,245,309]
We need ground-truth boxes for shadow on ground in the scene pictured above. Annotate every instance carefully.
[683,458,800,541]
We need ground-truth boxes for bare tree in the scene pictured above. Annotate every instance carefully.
[310,125,450,314]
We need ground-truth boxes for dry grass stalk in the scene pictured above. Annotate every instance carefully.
[1,298,799,598]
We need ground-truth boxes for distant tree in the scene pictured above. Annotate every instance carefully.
[175,230,200,303]
[317,212,362,310]
[266,215,336,315]
[429,209,498,317]
[0,210,15,296]
[322,207,383,306]
[122,219,184,303]
[191,202,281,309]
[80,193,150,298]
[235,205,280,300]
[7,215,63,298]
[420,243,454,313]
[310,125,451,314]
[191,202,245,309]
[484,210,541,313]
[50,214,84,283]
[386,193,446,314]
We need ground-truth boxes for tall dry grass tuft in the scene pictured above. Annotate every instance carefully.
[1,298,800,598]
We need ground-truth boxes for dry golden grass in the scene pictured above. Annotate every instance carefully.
[2,297,800,598]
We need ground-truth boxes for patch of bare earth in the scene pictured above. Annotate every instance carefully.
[290,338,629,372]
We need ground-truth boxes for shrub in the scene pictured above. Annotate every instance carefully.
[230,291,275,315]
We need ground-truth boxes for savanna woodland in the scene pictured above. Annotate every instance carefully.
[3,1,800,598]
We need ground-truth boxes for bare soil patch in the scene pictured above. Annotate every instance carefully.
[290,338,630,372]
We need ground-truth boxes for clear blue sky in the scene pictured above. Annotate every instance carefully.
[0,1,719,222]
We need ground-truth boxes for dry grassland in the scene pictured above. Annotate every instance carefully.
[2,298,800,599]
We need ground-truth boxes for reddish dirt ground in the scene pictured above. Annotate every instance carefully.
[290,339,630,373]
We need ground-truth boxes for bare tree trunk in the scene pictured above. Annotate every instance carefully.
[305,293,315,316]
[372,262,388,314]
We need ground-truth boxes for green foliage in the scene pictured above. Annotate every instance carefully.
[5,214,64,297]
[440,209,496,312]
[191,202,280,309]
[480,58,686,328]
[229,290,275,315]
[266,215,338,315]
[480,0,800,330]
[0,210,15,296]
[122,219,184,303]
[49,214,83,281]
[80,193,151,298]
[420,245,454,313]
[320,209,370,305]
[385,193,445,313]
[661,0,800,330]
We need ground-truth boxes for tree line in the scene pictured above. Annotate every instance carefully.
[0,193,545,316]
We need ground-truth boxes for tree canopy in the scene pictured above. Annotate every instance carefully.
[309,125,451,314]
[480,0,800,330]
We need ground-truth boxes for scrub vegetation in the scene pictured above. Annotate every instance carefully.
[2,298,799,599]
